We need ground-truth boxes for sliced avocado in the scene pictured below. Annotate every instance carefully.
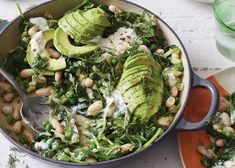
[26,29,66,74]
[125,53,162,72]
[72,10,90,25]
[73,11,105,35]
[117,52,164,121]
[118,65,151,84]
[64,13,102,42]
[134,103,149,121]
[117,68,152,93]
[58,18,76,40]
[58,8,110,43]
[122,86,146,103]
[53,28,98,58]
[83,8,111,27]
[134,84,164,121]
[59,12,97,42]
[125,53,147,64]
[125,94,147,113]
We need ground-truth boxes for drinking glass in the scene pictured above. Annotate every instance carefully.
[214,0,235,61]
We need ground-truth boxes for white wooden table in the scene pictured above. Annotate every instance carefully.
[0,0,234,167]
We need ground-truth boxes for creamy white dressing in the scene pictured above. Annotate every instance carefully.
[30,17,49,31]
[168,72,177,87]
[30,31,48,56]
[100,27,138,55]
[34,141,49,150]
[163,68,177,87]
[104,90,128,118]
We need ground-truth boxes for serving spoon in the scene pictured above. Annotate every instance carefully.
[0,68,51,132]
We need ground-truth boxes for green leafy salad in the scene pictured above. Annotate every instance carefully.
[2,0,184,163]
[198,93,235,168]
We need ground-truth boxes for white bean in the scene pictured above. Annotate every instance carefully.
[173,71,182,77]
[157,116,173,127]
[85,157,97,163]
[34,76,47,84]
[156,49,164,55]
[165,96,175,108]
[220,112,231,127]
[0,82,12,93]
[63,148,70,153]
[215,139,226,147]
[13,121,23,134]
[87,101,103,116]
[3,93,14,103]
[106,104,116,118]
[35,87,52,97]
[48,48,60,59]
[13,103,21,121]
[2,105,13,115]
[197,145,207,155]
[75,115,93,126]
[21,31,28,37]
[86,88,94,100]
[23,130,34,142]
[20,69,34,78]
[51,119,64,134]
[120,143,134,153]
[213,124,222,131]
[84,78,94,88]
[92,84,97,90]
[138,45,151,55]
[177,83,184,91]
[218,97,231,112]
[55,71,62,82]
[28,26,39,37]
[170,86,178,97]
[109,5,123,14]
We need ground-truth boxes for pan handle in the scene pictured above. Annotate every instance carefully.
[176,73,219,130]
[0,21,8,32]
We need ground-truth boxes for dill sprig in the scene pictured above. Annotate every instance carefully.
[7,146,29,168]
[7,154,20,168]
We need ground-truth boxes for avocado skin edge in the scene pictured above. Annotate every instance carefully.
[53,28,98,58]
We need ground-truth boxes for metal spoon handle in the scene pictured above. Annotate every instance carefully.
[0,68,27,99]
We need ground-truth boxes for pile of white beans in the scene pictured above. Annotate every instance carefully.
[0,80,34,146]
[155,49,184,127]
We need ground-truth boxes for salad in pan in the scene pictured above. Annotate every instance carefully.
[0,0,184,163]
[198,93,235,168]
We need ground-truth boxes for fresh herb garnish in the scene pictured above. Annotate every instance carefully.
[7,154,20,168]
[32,55,48,69]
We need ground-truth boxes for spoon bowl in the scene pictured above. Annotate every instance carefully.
[21,96,51,132]
[0,68,51,132]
